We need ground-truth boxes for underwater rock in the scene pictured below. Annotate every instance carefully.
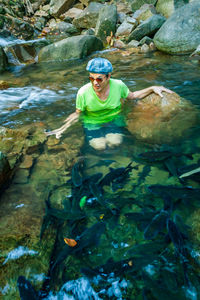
[127,91,198,143]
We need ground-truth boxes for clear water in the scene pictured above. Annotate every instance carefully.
[0,49,200,300]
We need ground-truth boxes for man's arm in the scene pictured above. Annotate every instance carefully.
[45,109,81,139]
[126,86,173,100]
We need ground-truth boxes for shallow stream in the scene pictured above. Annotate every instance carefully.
[0,47,200,299]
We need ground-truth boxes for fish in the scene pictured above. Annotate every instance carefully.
[138,150,192,163]
[148,185,200,201]
[167,219,187,258]
[99,162,133,187]
[64,238,77,247]
[51,222,106,273]
[144,210,169,240]
[17,276,38,300]
[137,165,151,185]
[128,239,169,257]
[71,161,83,187]
[163,157,178,177]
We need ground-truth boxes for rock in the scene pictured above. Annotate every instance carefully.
[140,43,150,52]
[127,92,198,143]
[116,21,135,37]
[116,2,132,14]
[117,12,127,24]
[50,0,76,17]
[156,0,192,18]
[126,17,138,26]
[60,7,83,20]
[139,36,153,45]
[81,28,95,36]
[57,21,78,34]
[0,151,11,192]
[34,17,47,31]
[133,4,157,22]
[127,14,166,42]
[0,80,9,89]
[95,4,117,43]
[131,0,157,12]
[73,2,103,29]
[127,40,140,47]
[0,47,8,73]
[113,39,126,48]
[38,35,103,62]
[154,1,200,54]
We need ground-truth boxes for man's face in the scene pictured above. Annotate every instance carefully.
[89,73,110,92]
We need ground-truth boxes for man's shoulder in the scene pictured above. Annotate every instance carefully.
[78,83,92,95]
[110,78,124,86]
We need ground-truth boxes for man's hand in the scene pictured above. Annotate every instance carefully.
[151,86,173,98]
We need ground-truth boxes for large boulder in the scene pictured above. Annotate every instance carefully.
[127,14,166,42]
[38,35,103,62]
[131,0,157,12]
[0,46,8,73]
[156,0,193,18]
[154,1,200,54]
[127,92,198,143]
[50,0,76,17]
[132,4,157,22]
[73,2,103,29]
[95,4,117,43]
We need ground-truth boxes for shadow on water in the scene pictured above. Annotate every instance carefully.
[0,50,200,299]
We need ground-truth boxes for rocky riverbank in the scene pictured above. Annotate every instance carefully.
[0,0,200,70]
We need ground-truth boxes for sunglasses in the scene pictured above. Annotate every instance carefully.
[89,76,105,83]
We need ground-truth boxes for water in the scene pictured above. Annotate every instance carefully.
[0,48,200,299]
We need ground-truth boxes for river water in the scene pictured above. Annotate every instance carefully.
[0,47,200,300]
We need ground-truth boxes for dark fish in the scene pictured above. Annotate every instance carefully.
[163,158,178,177]
[71,161,83,187]
[88,159,116,169]
[17,276,38,300]
[144,210,169,240]
[167,219,187,258]
[161,268,179,291]
[51,222,106,272]
[138,150,174,162]
[99,162,133,187]
[138,165,151,185]
[128,239,169,257]
[148,185,200,201]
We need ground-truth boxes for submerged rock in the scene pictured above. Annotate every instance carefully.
[127,92,198,143]
[154,1,200,54]
[38,35,103,62]
[0,46,8,73]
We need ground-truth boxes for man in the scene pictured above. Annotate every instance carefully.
[46,57,173,150]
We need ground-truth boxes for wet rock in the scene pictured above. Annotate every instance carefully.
[154,1,200,54]
[0,80,9,89]
[50,0,76,17]
[95,4,117,43]
[113,39,126,49]
[0,46,8,73]
[127,39,140,47]
[81,28,95,36]
[13,168,29,184]
[38,35,103,62]
[133,4,157,22]
[73,2,103,30]
[0,151,11,192]
[116,2,132,14]
[3,16,35,40]
[131,0,157,12]
[127,14,166,42]
[34,17,47,31]
[117,12,127,24]
[140,43,150,52]
[127,92,198,143]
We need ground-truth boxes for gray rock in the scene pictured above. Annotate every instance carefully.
[57,21,78,34]
[117,12,127,24]
[133,4,157,22]
[131,0,157,12]
[38,35,103,62]
[139,36,153,45]
[50,0,76,17]
[127,39,140,47]
[0,47,8,73]
[127,14,166,42]
[156,0,191,18]
[73,2,103,29]
[116,21,135,37]
[95,4,117,43]
[154,1,200,54]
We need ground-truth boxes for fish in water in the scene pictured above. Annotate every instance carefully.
[17,276,38,300]
[99,162,134,187]
[137,150,192,163]
[88,159,116,169]
[50,222,106,273]
[167,219,187,259]
[144,210,169,240]
[71,160,84,187]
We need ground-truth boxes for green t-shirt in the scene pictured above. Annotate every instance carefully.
[76,78,129,125]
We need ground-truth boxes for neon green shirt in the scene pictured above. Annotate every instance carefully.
[76,78,129,125]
